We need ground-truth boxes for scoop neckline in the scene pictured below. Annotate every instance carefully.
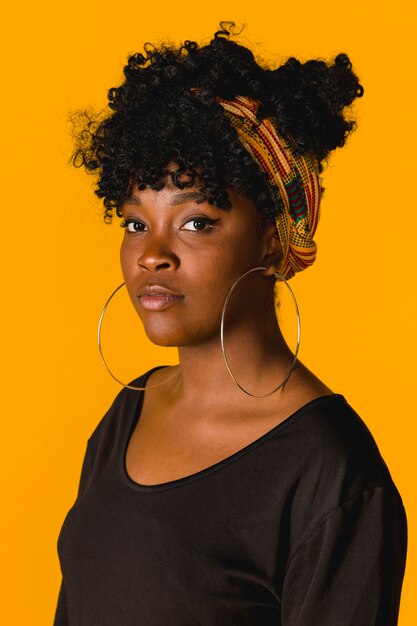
[118,365,345,493]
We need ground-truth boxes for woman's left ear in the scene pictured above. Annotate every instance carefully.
[261,222,282,276]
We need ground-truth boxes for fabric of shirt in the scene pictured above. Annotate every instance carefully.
[54,365,407,626]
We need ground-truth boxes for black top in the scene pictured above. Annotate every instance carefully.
[54,366,407,625]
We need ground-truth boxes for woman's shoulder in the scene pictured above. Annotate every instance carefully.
[278,390,401,508]
[272,362,392,489]
[86,365,170,447]
[291,392,382,460]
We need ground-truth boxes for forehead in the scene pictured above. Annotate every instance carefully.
[122,164,207,208]
[122,182,260,223]
[123,185,208,209]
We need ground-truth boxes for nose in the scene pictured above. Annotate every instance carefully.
[137,236,180,272]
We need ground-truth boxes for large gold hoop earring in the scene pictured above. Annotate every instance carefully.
[97,282,180,391]
[220,266,301,398]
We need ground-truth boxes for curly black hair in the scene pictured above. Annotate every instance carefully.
[72,21,364,224]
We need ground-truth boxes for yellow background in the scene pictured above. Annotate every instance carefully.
[1,1,415,623]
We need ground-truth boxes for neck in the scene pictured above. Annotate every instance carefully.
[169,302,297,409]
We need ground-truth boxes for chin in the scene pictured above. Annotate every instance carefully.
[143,318,219,348]
[142,320,189,347]
[145,334,181,348]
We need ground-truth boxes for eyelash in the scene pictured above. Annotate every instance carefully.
[120,217,219,233]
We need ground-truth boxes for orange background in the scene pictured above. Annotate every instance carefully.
[1,1,415,623]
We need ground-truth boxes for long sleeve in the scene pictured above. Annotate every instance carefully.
[53,579,69,626]
[53,440,94,626]
[281,486,407,626]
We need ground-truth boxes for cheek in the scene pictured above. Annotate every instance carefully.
[119,242,142,314]
[120,240,142,295]
[120,240,133,274]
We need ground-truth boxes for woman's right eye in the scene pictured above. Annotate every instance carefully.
[120,219,147,233]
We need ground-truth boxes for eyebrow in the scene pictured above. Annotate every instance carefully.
[123,191,207,207]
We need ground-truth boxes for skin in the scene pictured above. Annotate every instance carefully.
[120,167,333,485]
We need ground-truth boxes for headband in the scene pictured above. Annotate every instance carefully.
[217,95,323,280]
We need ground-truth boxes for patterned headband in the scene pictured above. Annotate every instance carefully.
[216,95,323,281]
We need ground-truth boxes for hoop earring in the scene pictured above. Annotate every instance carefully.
[97,282,180,391]
[220,266,301,398]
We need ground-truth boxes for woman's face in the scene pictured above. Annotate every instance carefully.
[120,173,281,347]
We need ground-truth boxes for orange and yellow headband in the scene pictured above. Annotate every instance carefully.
[217,94,323,281]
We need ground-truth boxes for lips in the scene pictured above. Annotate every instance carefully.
[137,284,184,311]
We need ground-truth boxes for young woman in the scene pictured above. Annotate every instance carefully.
[54,23,407,625]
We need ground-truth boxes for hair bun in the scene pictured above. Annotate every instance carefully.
[260,50,363,161]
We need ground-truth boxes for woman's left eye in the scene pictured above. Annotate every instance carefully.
[181,217,219,232]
